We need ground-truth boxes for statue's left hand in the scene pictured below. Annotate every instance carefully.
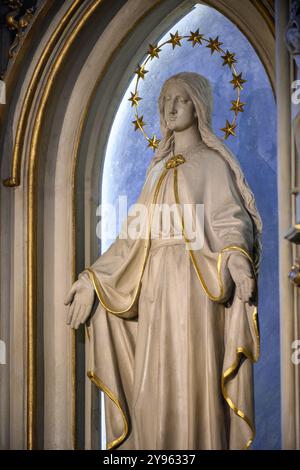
[227,253,256,304]
[64,273,95,329]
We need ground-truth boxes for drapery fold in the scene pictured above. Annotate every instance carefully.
[85,144,260,450]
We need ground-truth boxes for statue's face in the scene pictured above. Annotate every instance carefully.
[163,82,197,132]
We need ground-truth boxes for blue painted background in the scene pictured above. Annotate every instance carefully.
[101,4,280,450]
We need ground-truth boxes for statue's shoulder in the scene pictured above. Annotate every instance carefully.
[197,146,230,174]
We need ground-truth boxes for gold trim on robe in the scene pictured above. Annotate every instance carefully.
[86,153,260,450]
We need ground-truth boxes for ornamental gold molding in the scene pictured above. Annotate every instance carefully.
[21,0,163,451]
[2,0,83,188]
[5,0,36,58]
[2,0,275,189]
[0,0,276,452]
[25,0,105,449]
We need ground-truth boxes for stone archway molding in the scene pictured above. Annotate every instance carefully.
[0,0,280,450]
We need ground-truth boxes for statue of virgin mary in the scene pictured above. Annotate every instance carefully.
[65,72,262,450]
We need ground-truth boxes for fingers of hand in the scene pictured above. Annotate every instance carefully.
[66,302,75,325]
[74,305,90,329]
[66,301,90,329]
[66,300,94,331]
[236,277,255,303]
[70,303,82,329]
[64,281,79,305]
[228,255,253,280]
[72,305,82,330]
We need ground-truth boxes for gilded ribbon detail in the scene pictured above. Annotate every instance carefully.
[86,168,169,449]
[87,370,129,449]
[86,167,169,315]
[87,157,260,450]
[173,163,260,450]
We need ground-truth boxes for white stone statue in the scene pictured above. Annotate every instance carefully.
[65,72,261,450]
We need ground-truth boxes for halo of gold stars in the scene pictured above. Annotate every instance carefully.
[206,36,223,54]
[129,30,247,149]
[187,29,204,47]
[230,97,245,114]
[221,50,237,67]
[167,31,183,49]
[220,120,237,139]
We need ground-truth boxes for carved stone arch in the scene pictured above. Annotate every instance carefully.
[1,0,296,450]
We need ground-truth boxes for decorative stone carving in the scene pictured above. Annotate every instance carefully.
[286,0,300,66]
[5,0,36,58]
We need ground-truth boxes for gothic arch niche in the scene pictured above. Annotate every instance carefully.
[97,3,278,450]
[2,0,290,452]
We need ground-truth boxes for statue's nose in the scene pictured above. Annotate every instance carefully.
[169,102,177,114]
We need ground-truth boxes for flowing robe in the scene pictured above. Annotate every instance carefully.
[84,142,260,450]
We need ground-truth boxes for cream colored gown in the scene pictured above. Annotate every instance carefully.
[85,142,260,450]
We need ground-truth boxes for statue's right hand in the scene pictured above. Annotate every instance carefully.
[64,273,95,329]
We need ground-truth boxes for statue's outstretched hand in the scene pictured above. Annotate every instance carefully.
[64,273,95,329]
[227,253,256,304]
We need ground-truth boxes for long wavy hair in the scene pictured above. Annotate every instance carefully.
[146,72,262,273]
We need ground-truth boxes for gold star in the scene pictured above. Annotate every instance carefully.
[220,120,237,139]
[148,44,161,59]
[128,92,142,107]
[206,36,223,54]
[147,135,160,150]
[221,50,237,67]
[167,31,182,49]
[187,29,204,47]
[135,65,148,80]
[230,97,245,114]
[132,116,145,131]
[230,72,247,90]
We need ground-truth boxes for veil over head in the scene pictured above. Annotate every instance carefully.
[146,71,262,272]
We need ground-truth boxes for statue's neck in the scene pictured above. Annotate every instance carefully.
[173,124,202,155]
